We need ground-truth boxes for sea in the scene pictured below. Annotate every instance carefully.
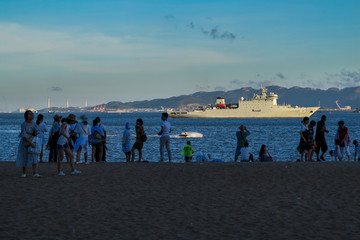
[0,111,359,163]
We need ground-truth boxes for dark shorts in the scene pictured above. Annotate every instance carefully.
[185,156,192,162]
[57,142,70,151]
[124,151,131,156]
[132,141,143,150]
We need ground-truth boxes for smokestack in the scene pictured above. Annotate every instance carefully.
[47,97,50,108]
[85,97,88,107]
[66,97,69,108]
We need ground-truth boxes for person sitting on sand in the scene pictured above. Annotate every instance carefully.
[122,122,132,162]
[239,141,253,162]
[258,144,276,162]
[16,110,41,178]
[56,114,81,176]
[235,125,250,162]
[182,140,195,163]
[353,140,360,162]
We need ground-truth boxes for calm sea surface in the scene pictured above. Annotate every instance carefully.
[0,112,359,162]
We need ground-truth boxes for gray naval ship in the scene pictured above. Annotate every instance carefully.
[169,87,319,118]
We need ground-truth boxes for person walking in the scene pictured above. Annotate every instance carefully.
[315,115,329,161]
[131,118,145,162]
[158,112,171,162]
[234,125,250,162]
[16,110,41,177]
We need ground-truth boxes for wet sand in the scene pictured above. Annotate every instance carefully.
[1,161,360,239]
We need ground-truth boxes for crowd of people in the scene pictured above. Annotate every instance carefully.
[15,111,360,177]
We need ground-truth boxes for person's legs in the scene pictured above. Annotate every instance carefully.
[160,137,165,161]
[131,147,136,162]
[138,148,142,162]
[57,149,64,173]
[49,144,54,162]
[98,144,103,163]
[40,145,44,162]
[320,141,328,160]
[22,167,27,175]
[165,136,171,162]
[91,144,96,163]
[32,163,39,175]
[84,152,88,163]
[76,147,82,163]
[64,148,75,172]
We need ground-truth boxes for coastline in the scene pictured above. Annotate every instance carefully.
[1,161,360,239]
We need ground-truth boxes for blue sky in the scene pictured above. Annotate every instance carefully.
[0,0,359,111]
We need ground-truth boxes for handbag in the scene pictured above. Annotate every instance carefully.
[28,136,42,154]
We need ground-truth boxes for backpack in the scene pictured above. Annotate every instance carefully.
[92,130,103,140]
[141,133,147,143]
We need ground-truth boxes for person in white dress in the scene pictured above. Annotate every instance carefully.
[16,110,41,177]
[74,115,91,164]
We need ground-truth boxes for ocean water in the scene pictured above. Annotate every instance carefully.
[1,112,359,162]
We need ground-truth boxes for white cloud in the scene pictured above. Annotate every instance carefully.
[0,22,248,73]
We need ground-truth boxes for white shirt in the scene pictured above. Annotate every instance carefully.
[161,121,171,137]
[300,124,308,132]
[57,123,70,145]
[240,147,252,161]
[75,122,91,138]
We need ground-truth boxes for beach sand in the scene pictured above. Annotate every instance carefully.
[1,161,360,240]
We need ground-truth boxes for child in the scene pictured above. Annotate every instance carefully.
[240,141,253,162]
[334,139,342,161]
[122,122,131,162]
[353,140,360,162]
[329,150,335,162]
[182,141,195,163]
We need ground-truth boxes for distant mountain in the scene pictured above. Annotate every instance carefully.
[105,86,360,110]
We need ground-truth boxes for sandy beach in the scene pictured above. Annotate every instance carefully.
[1,161,360,240]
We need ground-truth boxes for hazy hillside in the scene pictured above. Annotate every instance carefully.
[105,86,360,109]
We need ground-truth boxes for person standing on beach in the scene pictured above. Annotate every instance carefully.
[315,115,329,161]
[158,112,171,162]
[56,114,81,176]
[297,117,309,162]
[35,114,47,163]
[95,117,107,162]
[47,114,62,163]
[353,140,360,162]
[335,120,351,162]
[305,120,316,162]
[74,115,91,164]
[131,118,145,162]
[234,125,250,162]
[91,118,105,163]
[16,110,41,177]
[122,122,132,162]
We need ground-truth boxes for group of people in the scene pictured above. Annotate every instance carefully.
[16,110,107,177]
[297,115,359,162]
[15,110,360,177]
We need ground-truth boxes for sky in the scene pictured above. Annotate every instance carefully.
[0,0,359,111]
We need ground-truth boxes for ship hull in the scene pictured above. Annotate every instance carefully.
[169,106,319,118]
